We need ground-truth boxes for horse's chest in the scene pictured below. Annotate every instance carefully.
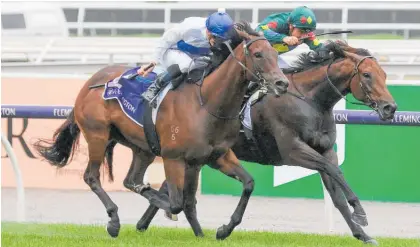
[303,129,335,152]
[161,119,238,161]
[292,111,336,152]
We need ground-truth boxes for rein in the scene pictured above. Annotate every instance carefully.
[197,36,268,120]
[287,54,377,110]
[325,55,377,109]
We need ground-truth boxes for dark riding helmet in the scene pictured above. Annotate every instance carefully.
[288,6,317,33]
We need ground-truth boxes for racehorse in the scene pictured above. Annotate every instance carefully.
[33,22,289,239]
[107,40,396,245]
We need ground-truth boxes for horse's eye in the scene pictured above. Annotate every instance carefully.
[363,72,371,78]
[254,52,263,58]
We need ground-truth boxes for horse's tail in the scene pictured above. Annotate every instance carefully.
[33,110,80,167]
[104,139,118,182]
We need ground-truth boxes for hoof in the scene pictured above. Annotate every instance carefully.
[136,220,148,232]
[106,222,120,238]
[352,212,368,227]
[364,239,379,246]
[164,211,178,221]
[216,225,231,240]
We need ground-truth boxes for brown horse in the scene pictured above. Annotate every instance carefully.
[33,23,289,239]
[110,40,396,245]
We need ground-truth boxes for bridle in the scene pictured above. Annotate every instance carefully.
[325,55,378,110]
[198,36,269,120]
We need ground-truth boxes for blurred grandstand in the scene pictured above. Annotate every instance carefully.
[2,1,420,82]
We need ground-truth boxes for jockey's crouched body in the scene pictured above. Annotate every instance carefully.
[138,10,237,107]
[256,6,332,68]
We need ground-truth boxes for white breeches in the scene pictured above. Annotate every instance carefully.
[161,49,209,73]
[277,55,290,69]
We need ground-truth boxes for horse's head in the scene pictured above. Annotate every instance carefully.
[316,40,397,120]
[341,47,397,120]
[231,21,289,95]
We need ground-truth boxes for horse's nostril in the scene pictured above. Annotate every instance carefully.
[383,103,397,115]
[276,80,289,88]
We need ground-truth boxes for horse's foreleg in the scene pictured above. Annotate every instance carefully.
[183,161,204,237]
[320,149,378,245]
[276,135,368,227]
[209,149,254,240]
[83,131,121,238]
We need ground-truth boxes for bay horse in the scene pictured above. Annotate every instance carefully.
[110,40,396,245]
[33,23,289,239]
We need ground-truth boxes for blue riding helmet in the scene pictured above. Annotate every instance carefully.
[205,11,234,40]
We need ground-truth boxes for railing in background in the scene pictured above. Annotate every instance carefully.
[1,134,25,222]
[2,105,420,126]
[2,38,420,80]
[56,1,420,39]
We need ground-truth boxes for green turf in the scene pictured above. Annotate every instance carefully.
[2,222,419,247]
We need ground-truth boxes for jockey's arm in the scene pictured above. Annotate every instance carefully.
[259,23,288,44]
[152,25,183,64]
[304,32,323,50]
[305,33,334,62]
[138,24,183,76]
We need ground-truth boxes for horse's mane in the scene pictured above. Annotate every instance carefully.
[283,39,373,74]
[334,39,373,57]
[209,20,260,67]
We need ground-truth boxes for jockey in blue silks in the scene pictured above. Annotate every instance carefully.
[138,9,235,106]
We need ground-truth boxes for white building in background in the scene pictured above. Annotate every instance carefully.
[1,1,420,38]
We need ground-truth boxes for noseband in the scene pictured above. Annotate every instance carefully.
[224,37,268,84]
[325,55,377,110]
[198,36,269,120]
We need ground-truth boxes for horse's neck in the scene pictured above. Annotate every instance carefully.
[292,59,353,111]
[200,48,247,118]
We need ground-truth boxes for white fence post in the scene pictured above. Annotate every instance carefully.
[1,133,25,222]
[77,7,86,37]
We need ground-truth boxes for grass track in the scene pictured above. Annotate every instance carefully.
[2,222,419,247]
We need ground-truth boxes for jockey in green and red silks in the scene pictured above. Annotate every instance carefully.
[256,6,328,68]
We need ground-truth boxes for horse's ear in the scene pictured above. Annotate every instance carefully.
[235,29,250,41]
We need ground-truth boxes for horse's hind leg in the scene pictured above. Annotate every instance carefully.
[321,149,378,245]
[136,180,169,231]
[208,149,254,240]
[83,129,121,237]
[122,148,172,212]
[122,147,154,194]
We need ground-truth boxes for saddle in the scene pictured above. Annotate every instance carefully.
[142,63,213,156]
[170,66,211,89]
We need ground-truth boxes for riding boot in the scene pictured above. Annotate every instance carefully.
[141,64,182,108]
[141,72,169,104]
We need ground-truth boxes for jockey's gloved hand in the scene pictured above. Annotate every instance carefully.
[319,45,334,57]
[137,61,156,76]
[309,45,333,63]
[212,36,226,52]
[200,56,212,63]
